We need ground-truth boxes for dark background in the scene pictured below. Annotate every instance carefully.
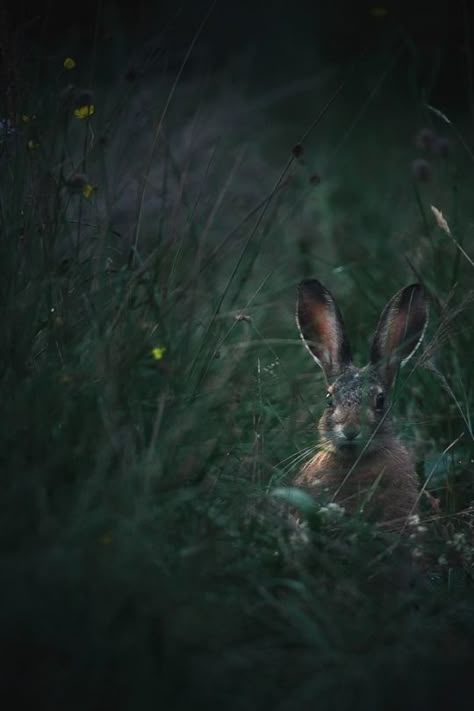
[3,0,473,110]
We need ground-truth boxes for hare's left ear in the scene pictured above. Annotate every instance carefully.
[370,284,428,388]
[296,279,352,381]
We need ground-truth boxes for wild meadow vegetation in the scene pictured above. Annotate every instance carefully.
[2,13,474,709]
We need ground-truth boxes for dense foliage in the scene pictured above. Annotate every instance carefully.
[1,11,474,708]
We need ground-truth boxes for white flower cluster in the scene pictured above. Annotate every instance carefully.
[319,502,345,520]
[446,532,468,553]
[407,513,428,535]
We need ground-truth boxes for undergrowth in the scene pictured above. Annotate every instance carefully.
[1,9,474,710]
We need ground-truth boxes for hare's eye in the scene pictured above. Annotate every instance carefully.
[375,392,385,411]
[326,392,334,408]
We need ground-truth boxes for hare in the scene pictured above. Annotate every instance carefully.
[294,279,428,531]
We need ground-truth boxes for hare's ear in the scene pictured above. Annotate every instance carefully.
[370,283,428,388]
[296,279,352,380]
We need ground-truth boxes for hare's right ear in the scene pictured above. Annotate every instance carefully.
[370,283,428,388]
[296,279,352,380]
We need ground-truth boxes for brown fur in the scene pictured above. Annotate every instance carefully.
[296,443,419,532]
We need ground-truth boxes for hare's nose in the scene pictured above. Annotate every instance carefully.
[343,424,360,441]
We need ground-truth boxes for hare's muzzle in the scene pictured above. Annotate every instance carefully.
[343,424,360,440]
[337,422,362,447]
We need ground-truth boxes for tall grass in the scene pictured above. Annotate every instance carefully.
[1,14,474,709]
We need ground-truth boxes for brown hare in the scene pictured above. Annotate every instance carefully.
[294,279,428,532]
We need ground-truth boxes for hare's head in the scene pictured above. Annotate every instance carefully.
[296,280,428,456]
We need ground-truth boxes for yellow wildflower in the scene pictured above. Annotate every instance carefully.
[151,346,166,360]
[74,104,95,119]
[82,183,95,199]
[21,114,30,123]
[27,139,39,150]
[64,57,76,70]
